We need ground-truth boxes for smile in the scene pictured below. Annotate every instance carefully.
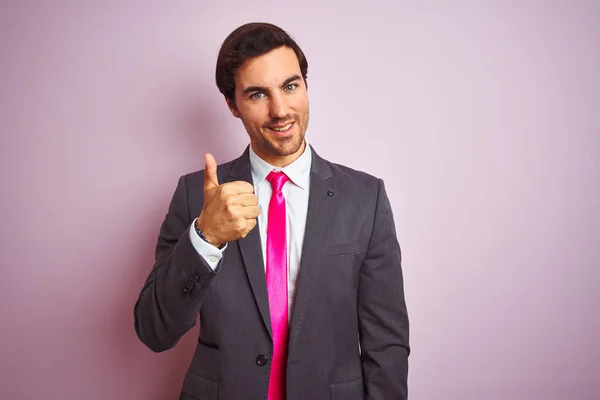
[269,122,294,132]
[267,122,296,137]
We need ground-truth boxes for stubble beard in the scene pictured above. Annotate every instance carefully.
[259,130,304,157]
[252,110,309,159]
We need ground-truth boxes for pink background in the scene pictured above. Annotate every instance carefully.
[1,1,599,399]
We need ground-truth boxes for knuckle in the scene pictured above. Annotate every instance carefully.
[235,219,246,231]
[243,182,254,192]
[224,195,235,207]
[220,184,231,195]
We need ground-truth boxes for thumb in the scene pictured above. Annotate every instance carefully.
[204,153,219,193]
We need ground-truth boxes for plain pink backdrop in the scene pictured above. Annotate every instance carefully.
[1,1,599,399]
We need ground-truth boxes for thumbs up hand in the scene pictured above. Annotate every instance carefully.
[196,153,259,247]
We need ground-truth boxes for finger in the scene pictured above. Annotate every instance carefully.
[239,218,257,239]
[204,153,219,193]
[246,218,257,231]
[240,205,260,219]
[222,181,254,195]
[237,194,259,206]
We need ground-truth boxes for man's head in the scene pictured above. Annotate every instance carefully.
[216,23,310,167]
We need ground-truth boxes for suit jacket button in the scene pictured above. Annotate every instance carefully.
[256,354,268,366]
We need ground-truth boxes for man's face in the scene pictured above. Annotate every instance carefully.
[228,46,309,167]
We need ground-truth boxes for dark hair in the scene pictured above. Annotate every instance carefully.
[215,22,308,105]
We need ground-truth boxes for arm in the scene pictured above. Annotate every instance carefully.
[134,175,222,352]
[358,179,410,399]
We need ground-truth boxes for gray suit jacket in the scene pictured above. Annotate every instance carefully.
[134,146,410,399]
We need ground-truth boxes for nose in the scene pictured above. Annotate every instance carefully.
[269,93,287,119]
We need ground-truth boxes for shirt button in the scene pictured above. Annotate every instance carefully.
[209,257,217,263]
[256,354,268,366]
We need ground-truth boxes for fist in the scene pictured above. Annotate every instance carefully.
[196,153,260,247]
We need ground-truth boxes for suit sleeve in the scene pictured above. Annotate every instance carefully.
[358,179,410,399]
[134,174,223,352]
[188,218,227,270]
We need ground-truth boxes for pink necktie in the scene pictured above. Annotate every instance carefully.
[265,171,289,400]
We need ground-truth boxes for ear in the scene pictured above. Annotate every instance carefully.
[226,97,241,118]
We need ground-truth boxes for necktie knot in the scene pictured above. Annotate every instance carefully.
[266,171,289,193]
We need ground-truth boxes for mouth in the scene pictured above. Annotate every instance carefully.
[267,122,295,137]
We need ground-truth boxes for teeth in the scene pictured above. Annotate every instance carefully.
[271,123,292,132]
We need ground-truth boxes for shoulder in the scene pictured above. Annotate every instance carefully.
[328,161,380,186]
[327,162,383,211]
[314,148,382,194]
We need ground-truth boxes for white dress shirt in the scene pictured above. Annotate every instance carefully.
[189,143,312,317]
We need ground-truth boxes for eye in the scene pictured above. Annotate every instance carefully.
[250,92,265,100]
[284,83,298,92]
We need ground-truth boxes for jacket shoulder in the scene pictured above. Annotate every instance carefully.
[327,160,381,191]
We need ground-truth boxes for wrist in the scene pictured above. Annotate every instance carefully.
[194,219,224,248]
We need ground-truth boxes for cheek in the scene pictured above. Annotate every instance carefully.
[290,94,309,113]
[240,106,269,127]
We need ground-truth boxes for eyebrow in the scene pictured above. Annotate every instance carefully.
[241,75,302,96]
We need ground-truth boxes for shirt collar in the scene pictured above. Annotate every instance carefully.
[248,142,312,190]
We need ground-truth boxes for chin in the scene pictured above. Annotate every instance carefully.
[272,136,304,156]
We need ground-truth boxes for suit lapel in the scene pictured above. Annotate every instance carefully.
[288,148,338,351]
[227,145,338,346]
[228,148,272,338]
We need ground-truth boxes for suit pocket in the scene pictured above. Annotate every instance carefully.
[180,371,218,400]
[330,376,364,400]
[326,242,364,257]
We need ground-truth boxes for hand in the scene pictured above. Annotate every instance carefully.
[196,153,259,247]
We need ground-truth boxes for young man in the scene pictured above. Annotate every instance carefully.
[134,22,410,400]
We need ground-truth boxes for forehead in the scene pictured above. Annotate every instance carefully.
[235,46,301,89]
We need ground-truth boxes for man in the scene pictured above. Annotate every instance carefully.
[134,22,410,400]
